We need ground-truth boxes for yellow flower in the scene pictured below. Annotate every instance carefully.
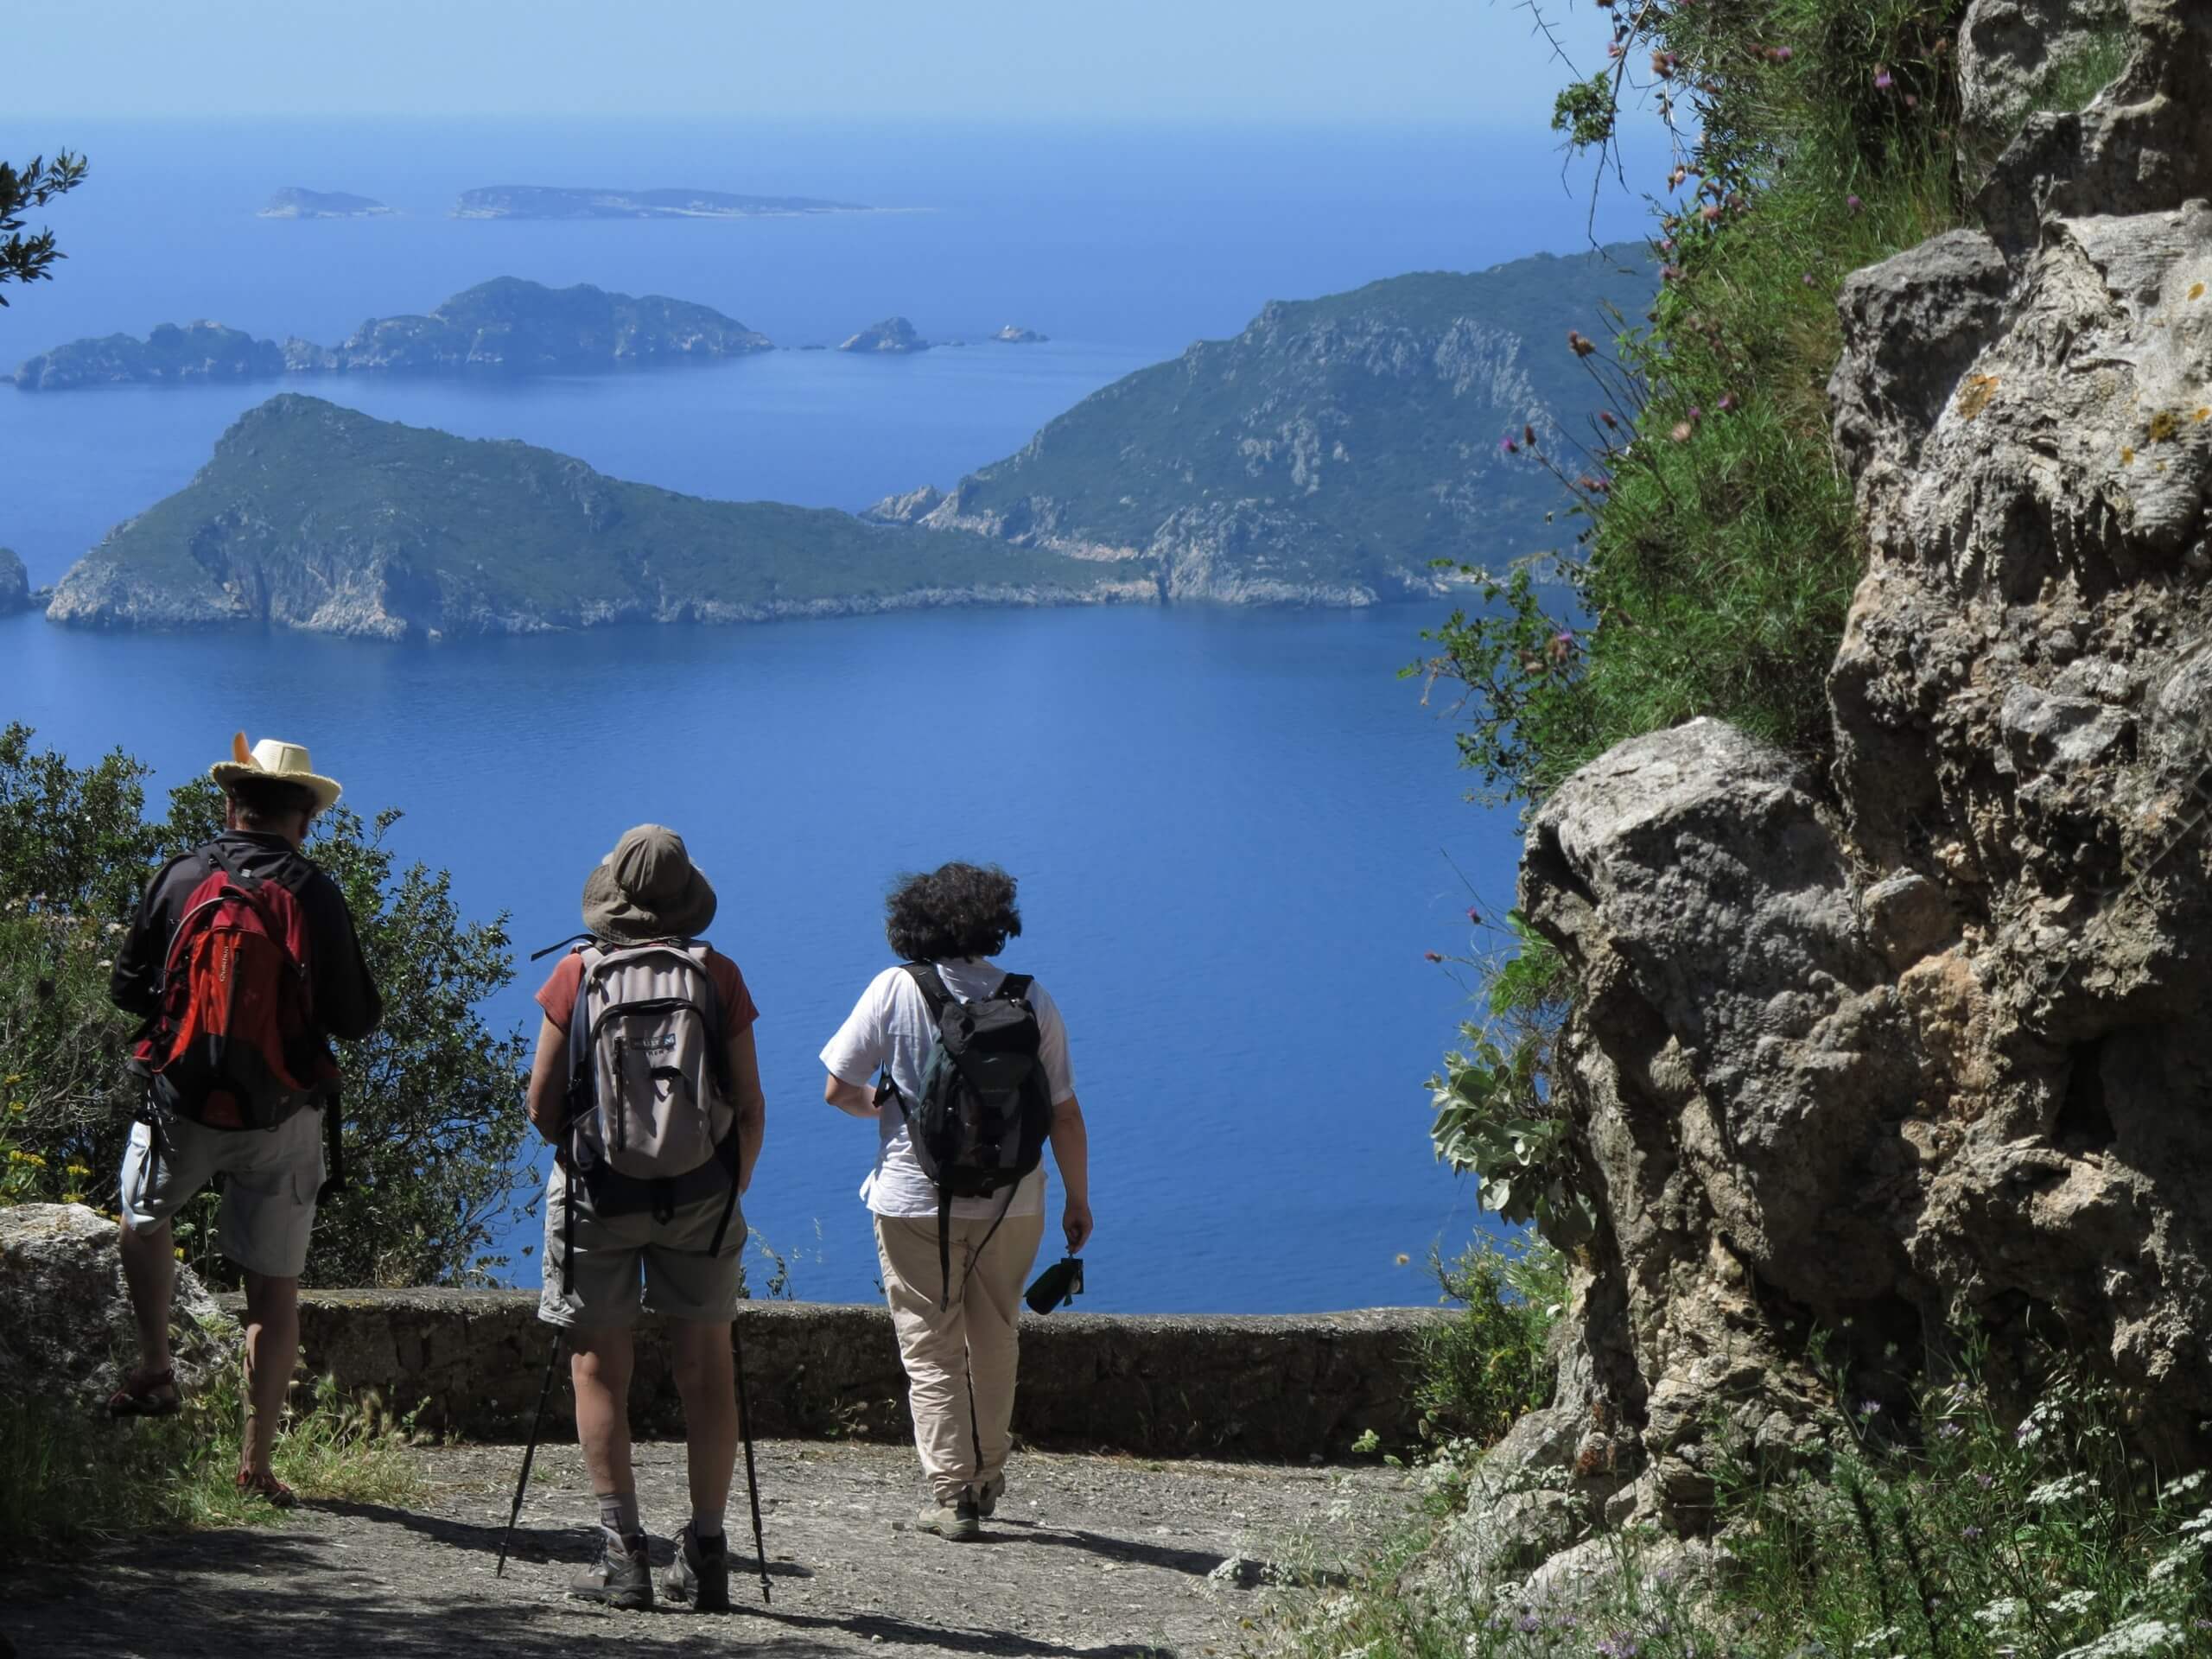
[61,1192,85,1205]
[65,1163,90,1178]
[3,1074,20,1084]
[173,1247,185,1260]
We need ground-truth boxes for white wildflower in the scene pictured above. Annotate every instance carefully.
[2162,1471,2207,1499]
[2050,1588,2098,1618]
[1974,1598,2027,1630]
[2178,1502,2212,1541]
[2028,1473,2097,1507]
[2149,1542,2202,1583]
[1854,1627,1904,1652]
[2054,1616,2182,1658]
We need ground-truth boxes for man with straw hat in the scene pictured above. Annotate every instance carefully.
[524,824,767,1612]
[107,734,382,1508]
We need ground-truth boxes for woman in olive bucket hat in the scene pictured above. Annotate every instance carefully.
[522,825,768,1613]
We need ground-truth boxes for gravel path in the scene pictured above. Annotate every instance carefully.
[1,1440,1414,1658]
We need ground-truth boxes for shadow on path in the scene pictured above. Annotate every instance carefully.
[311,1498,813,1579]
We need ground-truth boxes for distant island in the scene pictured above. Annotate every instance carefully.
[991,324,1048,343]
[866,245,1654,603]
[839,316,930,353]
[44,396,1148,639]
[259,188,392,219]
[11,278,772,390]
[453,186,869,220]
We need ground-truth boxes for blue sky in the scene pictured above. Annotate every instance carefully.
[13,0,1592,125]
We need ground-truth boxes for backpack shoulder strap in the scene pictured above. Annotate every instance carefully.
[995,972,1033,1005]
[900,961,953,1019]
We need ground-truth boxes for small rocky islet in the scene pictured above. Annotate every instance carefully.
[257,187,392,219]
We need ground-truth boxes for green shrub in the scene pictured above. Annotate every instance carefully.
[1413,1236,1569,1452]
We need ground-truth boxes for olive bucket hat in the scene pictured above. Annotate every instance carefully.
[581,824,718,944]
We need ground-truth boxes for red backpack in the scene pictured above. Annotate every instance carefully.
[134,843,335,1129]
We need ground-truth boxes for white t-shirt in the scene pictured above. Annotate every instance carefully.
[819,957,1076,1219]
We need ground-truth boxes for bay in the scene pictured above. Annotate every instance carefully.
[0,117,1622,1310]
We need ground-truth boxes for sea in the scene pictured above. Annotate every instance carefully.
[0,118,1650,1313]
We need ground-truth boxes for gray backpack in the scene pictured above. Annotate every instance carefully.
[558,942,741,1269]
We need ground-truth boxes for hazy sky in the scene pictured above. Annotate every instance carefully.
[13,0,1589,125]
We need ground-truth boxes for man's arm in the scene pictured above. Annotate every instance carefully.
[728,1027,767,1192]
[308,874,383,1039]
[108,861,175,1019]
[824,1073,880,1118]
[1049,1095,1092,1252]
[525,1016,568,1142]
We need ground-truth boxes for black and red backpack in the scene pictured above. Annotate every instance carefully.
[132,842,336,1131]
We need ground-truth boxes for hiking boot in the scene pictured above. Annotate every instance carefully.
[662,1522,731,1614]
[914,1494,982,1541]
[975,1474,1005,1518]
[569,1529,652,1609]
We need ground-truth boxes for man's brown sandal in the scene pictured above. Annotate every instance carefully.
[107,1367,181,1418]
[235,1468,298,1510]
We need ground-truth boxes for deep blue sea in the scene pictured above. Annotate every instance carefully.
[0,118,1647,1312]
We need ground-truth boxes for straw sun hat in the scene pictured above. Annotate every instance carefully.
[582,824,719,944]
[208,732,344,813]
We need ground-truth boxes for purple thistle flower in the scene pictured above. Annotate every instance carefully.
[1516,1613,1541,1634]
[1687,404,1704,422]
[1974,1472,1996,1489]
[1847,193,1864,213]
[1874,66,1894,90]
[1962,1525,1983,1539]
[1774,45,1793,62]
[1937,1421,1964,1439]
[1466,906,1481,924]
[1802,272,1817,287]
[1501,435,1519,454]
[1717,392,1738,412]
[1860,1400,1881,1416]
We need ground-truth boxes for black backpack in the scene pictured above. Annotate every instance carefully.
[877,963,1054,1300]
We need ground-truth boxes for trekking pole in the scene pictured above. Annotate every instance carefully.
[732,1313,772,1604]
[496,1331,563,1579]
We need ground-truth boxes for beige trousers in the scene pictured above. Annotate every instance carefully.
[874,1211,1046,1505]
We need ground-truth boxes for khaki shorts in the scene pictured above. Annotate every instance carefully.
[119,1106,324,1279]
[538,1165,744,1330]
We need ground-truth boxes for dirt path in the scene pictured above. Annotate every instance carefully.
[2,1440,1413,1658]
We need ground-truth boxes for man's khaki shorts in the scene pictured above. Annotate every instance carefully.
[119,1106,324,1279]
[538,1166,744,1330]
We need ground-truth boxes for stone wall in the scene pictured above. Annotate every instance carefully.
[252,1290,1441,1459]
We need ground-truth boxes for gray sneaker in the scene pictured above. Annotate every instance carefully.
[975,1474,1005,1518]
[662,1522,731,1613]
[914,1495,982,1541]
[569,1529,652,1609]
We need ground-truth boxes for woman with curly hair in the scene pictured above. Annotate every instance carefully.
[820,861,1091,1541]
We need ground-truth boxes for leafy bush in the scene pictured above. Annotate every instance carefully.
[1412,1236,1569,1451]
[0,724,531,1287]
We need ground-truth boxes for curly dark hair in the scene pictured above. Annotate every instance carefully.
[885,861,1024,963]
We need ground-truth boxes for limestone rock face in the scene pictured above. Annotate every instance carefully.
[1500,0,2212,1552]
[0,547,29,614]
[0,1204,236,1409]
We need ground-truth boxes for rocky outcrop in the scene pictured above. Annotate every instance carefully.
[868,249,1649,605]
[839,315,930,353]
[0,1204,235,1410]
[0,547,29,613]
[991,323,1047,342]
[1480,0,2212,1568]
